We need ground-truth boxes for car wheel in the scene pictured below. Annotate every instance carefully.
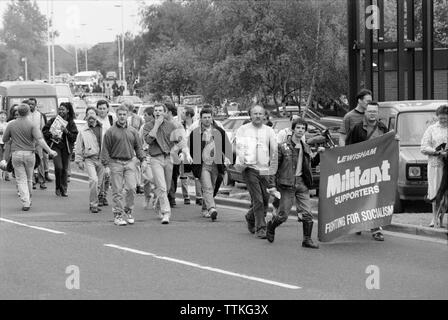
[223,171,235,186]
[393,190,403,213]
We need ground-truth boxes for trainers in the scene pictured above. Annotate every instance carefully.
[114,215,127,226]
[102,198,109,206]
[22,206,31,211]
[39,183,47,190]
[161,214,170,224]
[210,208,218,221]
[256,229,267,239]
[90,206,99,213]
[195,198,203,206]
[202,209,210,218]
[184,198,191,205]
[372,232,384,241]
[124,211,135,224]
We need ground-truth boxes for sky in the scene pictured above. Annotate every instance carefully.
[0,0,161,47]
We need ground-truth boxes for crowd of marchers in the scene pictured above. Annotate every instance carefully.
[0,91,446,249]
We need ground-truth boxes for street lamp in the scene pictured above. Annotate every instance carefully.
[21,57,28,81]
[81,24,88,71]
[114,2,125,88]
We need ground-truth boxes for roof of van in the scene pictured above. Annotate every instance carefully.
[74,71,99,76]
[0,81,57,95]
[378,100,447,108]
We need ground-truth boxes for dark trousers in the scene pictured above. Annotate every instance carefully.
[168,164,180,202]
[242,168,269,232]
[53,147,70,193]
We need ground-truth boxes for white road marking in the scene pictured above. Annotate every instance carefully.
[54,178,447,244]
[0,218,65,235]
[104,243,301,290]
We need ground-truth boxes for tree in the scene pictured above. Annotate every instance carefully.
[0,0,49,79]
[0,45,21,80]
[144,44,198,102]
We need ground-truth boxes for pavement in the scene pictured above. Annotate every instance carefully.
[64,167,448,241]
[1,177,447,299]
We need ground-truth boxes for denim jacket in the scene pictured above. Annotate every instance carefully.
[276,137,319,189]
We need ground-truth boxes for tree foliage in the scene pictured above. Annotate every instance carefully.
[0,0,49,79]
[132,0,349,108]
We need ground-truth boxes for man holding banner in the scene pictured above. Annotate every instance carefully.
[318,102,398,243]
[346,101,389,241]
[266,118,324,248]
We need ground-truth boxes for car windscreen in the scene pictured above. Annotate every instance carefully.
[183,97,203,105]
[120,96,142,104]
[8,97,58,117]
[397,111,438,146]
[74,76,92,82]
[273,120,291,131]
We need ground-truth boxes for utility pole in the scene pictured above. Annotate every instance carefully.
[121,0,125,88]
[21,57,28,80]
[117,35,122,81]
[47,0,51,82]
[51,0,55,82]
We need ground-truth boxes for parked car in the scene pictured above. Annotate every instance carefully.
[105,71,117,80]
[83,94,110,109]
[222,116,251,142]
[272,118,340,145]
[378,99,448,212]
[72,97,88,119]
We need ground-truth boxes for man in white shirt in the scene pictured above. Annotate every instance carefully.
[235,105,278,239]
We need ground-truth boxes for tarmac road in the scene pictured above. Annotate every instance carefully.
[0,178,447,300]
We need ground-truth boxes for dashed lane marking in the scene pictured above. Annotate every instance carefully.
[0,218,65,235]
[104,243,301,290]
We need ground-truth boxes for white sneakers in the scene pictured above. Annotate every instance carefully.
[125,212,135,224]
[202,209,211,218]
[114,215,127,226]
[114,210,134,226]
[161,213,170,224]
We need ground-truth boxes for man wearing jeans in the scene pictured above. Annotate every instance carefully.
[188,106,232,221]
[235,105,277,239]
[26,98,48,190]
[101,105,146,226]
[2,104,57,211]
[143,103,191,224]
[74,109,104,213]
[266,118,323,248]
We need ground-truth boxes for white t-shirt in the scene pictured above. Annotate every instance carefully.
[235,123,277,174]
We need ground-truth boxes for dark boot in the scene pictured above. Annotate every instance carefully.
[302,221,319,249]
[266,218,282,243]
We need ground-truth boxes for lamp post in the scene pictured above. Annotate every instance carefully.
[21,57,28,80]
[81,24,88,71]
[114,2,125,88]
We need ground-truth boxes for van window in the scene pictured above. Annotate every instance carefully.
[8,97,58,117]
[396,111,438,146]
